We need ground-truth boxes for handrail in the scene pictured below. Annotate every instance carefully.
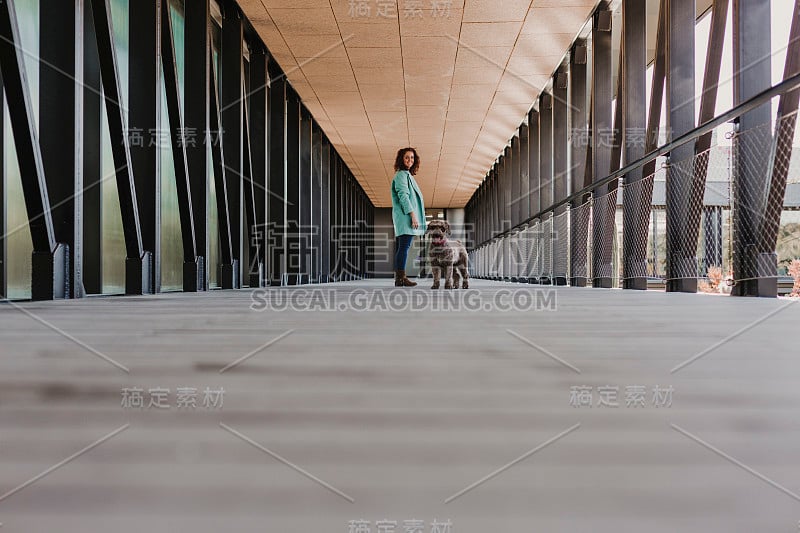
[472,70,800,248]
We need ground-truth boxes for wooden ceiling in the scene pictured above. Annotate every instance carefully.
[238,0,599,207]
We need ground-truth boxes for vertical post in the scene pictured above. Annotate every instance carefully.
[591,5,614,288]
[249,50,269,287]
[185,0,209,289]
[510,135,520,228]
[553,70,569,285]
[0,69,4,297]
[320,136,331,282]
[311,124,322,283]
[83,0,102,294]
[268,63,286,285]
[621,0,649,289]
[299,106,312,284]
[761,0,800,285]
[40,0,84,298]
[519,124,529,224]
[527,109,540,283]
[284,88,300,285]
[242,93,263,288]
[331,156,339,281]
[510,135,520,281]
[128,0,160,292]
[221,4,242,287]
[665,0,697,292]
[539,93,553,284]
[569,41,589,286]
[209,52,236,288]
[0,0,63,300]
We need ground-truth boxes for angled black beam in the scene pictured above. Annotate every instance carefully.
[249,49,268,287]
[569,41,589,286]
[40,0,83,298]
[761,0,800,270]
[209,52,236,289]
[242,90,263,288]
[689,0,728,281]
[621,0,649,290]
[268,64,286,285]
[185,0,210,289]
[128,0,160,293]
[221,5,243,287]
[553,70,569,286]
[643,0,666,181]
[88,0,151,295]
[161,0,205,293]
[0,0,67,300]
[665,0,697,293]
[591,6,614,288]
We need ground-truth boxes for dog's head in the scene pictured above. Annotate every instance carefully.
[426,219,451,246]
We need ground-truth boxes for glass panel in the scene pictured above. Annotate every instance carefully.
[100,0,130,294]
[160,0,186,292]
[207,30,222,288]
[3,0,39,299]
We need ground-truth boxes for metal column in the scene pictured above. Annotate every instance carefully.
[39,0,82,298]
[621,0,649,290]
[553,70,569,285]
[185,0,210,289]
[591,6,614,288]
[569,41,589,286]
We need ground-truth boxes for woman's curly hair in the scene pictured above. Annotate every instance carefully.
[394,147,420,175]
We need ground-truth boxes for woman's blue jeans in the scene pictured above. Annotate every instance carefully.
[394,234,415,270]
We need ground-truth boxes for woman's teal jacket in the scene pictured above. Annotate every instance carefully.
[390,169,426,236]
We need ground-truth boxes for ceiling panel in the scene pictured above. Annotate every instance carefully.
[241,0,599,207]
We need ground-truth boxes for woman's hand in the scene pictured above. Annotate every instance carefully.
[410,211,419,229]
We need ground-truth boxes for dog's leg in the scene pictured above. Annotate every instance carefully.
[453,268,461,289]
[444,264,454,289]
[431,265,441,289]
[459,264,469,289]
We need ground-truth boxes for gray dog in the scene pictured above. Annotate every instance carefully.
[425,220,469,289]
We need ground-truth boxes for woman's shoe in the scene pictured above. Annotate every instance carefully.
[397,270,417,287]
[394,270,403,287]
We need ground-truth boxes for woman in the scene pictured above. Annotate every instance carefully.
[390,147,426,287]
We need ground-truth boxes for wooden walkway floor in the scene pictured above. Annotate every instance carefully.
[1,280,799,532]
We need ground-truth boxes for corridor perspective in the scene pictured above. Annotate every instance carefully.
[1,0,800,531]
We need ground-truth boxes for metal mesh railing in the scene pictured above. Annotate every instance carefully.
[470,90,800,295]
[553,209,569,282]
